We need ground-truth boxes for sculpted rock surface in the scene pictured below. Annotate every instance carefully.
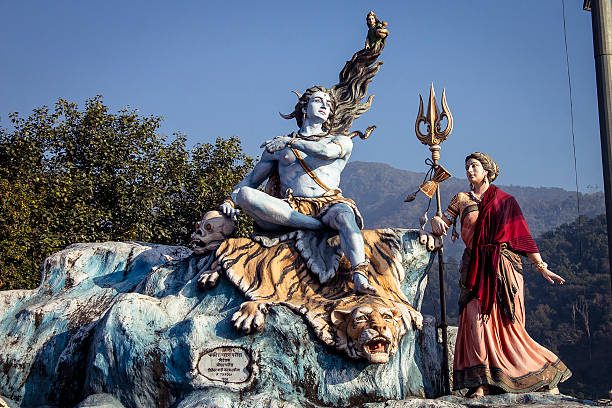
[0,230,446,407]
[0,231,596,408]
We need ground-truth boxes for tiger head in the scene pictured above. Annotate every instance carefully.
[331,296,408,364]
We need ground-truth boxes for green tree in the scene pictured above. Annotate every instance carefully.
[524,214,612,399]
[0,96,254,290]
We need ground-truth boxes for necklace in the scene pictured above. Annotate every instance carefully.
[297,131,330,141]
[468,191,482,203]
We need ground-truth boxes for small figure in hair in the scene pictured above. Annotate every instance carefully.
[365,11,389,51]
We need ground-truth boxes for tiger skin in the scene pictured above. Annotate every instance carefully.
[197,226,423,363]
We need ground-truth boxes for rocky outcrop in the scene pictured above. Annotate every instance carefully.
[0,392,599,408]
[0,230,453,408]
[0,230,597,407]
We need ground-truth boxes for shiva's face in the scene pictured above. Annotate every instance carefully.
[465,158,488,186]
[304,91,332,123]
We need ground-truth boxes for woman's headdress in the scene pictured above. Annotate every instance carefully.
[465,152,500,182]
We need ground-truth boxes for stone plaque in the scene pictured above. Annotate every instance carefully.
[197,346,251,383]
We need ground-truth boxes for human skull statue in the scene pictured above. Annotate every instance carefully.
[191,210,235,255]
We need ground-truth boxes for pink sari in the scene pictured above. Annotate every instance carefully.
[449,187,571,392]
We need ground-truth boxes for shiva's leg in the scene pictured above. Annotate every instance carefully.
[236,187,323,231]
[321,203,376,295]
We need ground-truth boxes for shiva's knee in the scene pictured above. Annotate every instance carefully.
[332,208,358,231]
[236,187,257,208]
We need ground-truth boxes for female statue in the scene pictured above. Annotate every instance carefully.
[365,11,389,51]
[431,152,571,397]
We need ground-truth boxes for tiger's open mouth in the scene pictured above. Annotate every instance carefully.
[364,337,390,355]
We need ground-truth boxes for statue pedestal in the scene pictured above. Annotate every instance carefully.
[0,230,455,408]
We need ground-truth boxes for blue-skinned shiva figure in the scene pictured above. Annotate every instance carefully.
[220,32,386,295]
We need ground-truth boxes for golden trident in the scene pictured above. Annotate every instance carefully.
[414,83,453,396]
[415,83,453,161]
[405,83,453,203]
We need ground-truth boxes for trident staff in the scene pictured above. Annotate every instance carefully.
[414,83,453,395]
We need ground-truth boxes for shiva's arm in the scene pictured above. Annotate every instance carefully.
[289,136,353,160]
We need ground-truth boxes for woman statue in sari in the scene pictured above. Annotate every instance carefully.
[431,152,571,398]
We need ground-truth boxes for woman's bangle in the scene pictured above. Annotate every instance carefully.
[534,260,547,272]
[287,137,298,147]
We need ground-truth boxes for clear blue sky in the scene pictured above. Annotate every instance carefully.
[0,1,603,192]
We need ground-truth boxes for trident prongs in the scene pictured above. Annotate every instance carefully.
[414,83,453,147]
[427,83,439,134]
[437,88,453,138]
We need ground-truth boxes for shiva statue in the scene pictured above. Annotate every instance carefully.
[220,14,387,295]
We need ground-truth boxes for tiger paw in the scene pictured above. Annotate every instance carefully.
[418,230,442,252]
[409,309,424,330]
[231,301,268,334]
[198,270,220,290]
[197,260,221,290]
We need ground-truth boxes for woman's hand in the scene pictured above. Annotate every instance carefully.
[431,215,449,236]
[539,267,565,285]
[526,253,566,285]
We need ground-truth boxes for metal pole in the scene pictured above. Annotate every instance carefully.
[432,146,450,395]
[586,0,612,292]
[415,86,454,395]
[435,203,450,395]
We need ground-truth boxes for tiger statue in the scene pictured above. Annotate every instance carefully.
[197,224,424,364]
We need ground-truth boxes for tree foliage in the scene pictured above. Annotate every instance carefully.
[524,214,611,399]
[0,96,254,290]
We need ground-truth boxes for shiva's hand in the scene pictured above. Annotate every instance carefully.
[260,136,292,153]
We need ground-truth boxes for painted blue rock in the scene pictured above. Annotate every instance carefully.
[0,230,450,408]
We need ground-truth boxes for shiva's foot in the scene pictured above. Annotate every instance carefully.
[352,262,376,295]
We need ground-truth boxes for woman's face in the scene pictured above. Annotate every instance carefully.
[465,158,488,186]
[367,14,376,28]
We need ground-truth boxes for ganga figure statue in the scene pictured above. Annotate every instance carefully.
[220,25,385,295]
[365,10,389,51]
[431,152,571,397]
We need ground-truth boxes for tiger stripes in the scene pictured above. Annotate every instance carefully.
[215,228,419,347]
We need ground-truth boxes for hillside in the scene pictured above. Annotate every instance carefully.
[340,161,605,262]
[525,215,611,399]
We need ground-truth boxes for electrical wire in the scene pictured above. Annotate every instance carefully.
[561,0,583,259]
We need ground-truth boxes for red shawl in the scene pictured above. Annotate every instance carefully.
[467,185,538,315]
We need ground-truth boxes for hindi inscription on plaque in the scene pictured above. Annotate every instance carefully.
[197,346,251,383]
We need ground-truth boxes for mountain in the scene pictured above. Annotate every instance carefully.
[524,214,611,400]
[340,161,605,262]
